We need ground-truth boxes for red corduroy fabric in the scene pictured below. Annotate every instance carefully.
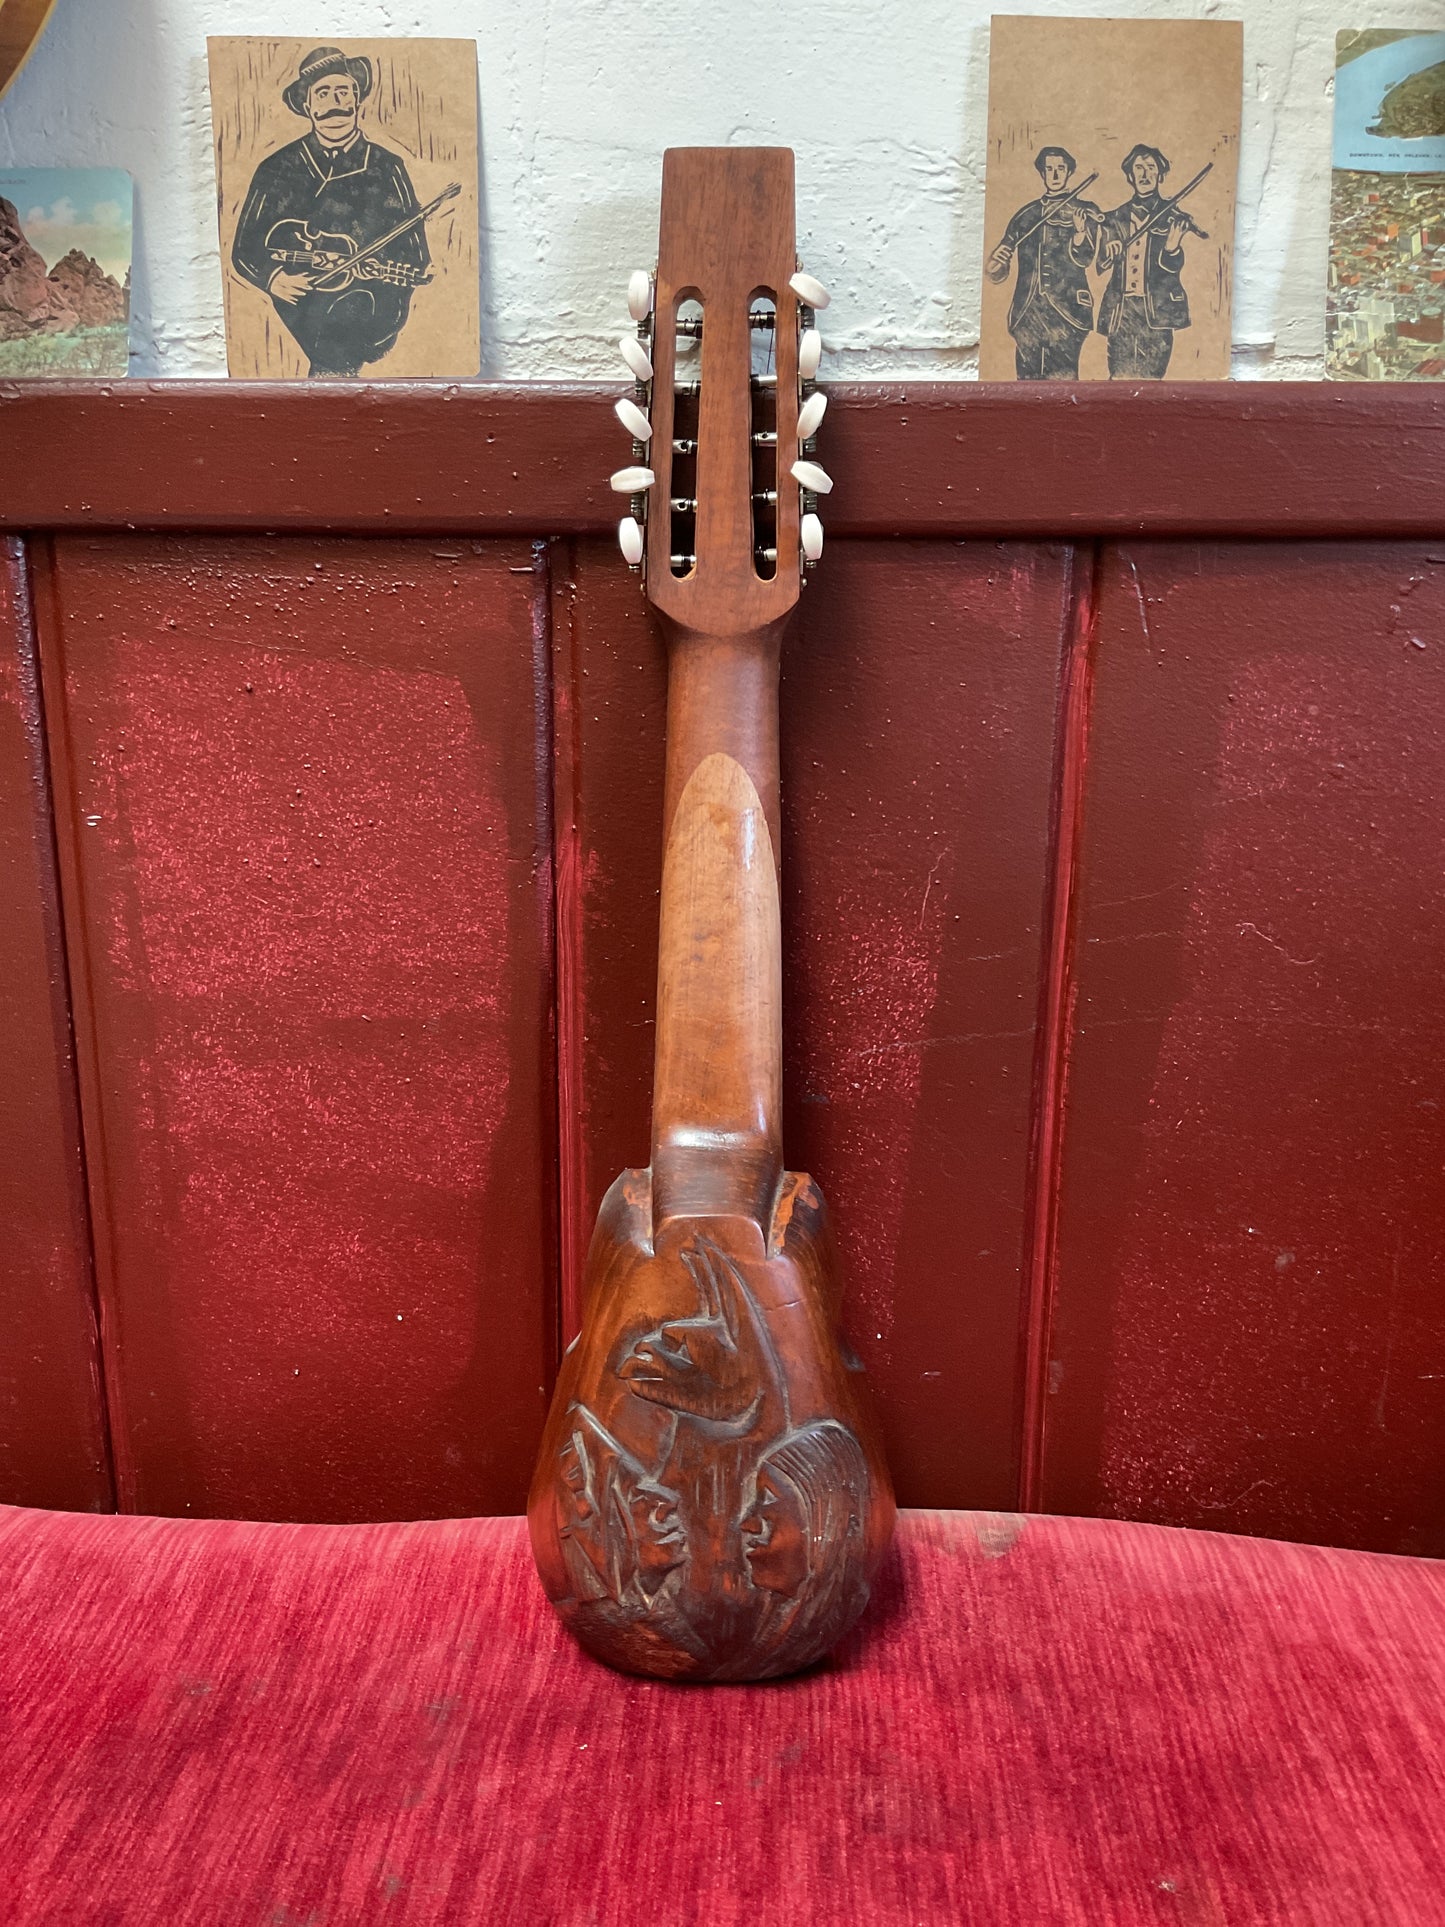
[0,1505,1441,1925]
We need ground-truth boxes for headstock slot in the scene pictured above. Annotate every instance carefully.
[749,291,778,582]
[669,293,703,578]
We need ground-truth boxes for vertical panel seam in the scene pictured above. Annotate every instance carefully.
[530,536,565,1413]
[1018,540,1100,1512]
[550,541,587,1347]
[15,536,120,1512]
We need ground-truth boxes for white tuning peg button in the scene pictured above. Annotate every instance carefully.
[801,512,824,562]
[790,458,833,496]
[610,465,655,493]
[615,396,652,441]
[799,326,822,380]
[618,516,645,566]
[627,270,653,322]
[797,391,827,440]
[789,271,830,311]
[619,334,653,381]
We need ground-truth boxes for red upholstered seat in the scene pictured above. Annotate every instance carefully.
[1,1506,1441,1924]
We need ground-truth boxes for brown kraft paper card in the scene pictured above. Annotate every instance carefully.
[981,16,1242,382]
[208,37,479,379]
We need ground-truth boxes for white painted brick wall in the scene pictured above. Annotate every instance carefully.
[1,0,1436,379]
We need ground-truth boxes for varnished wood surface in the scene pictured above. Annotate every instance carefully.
[3,382,1444,537]
[645,148,800,636]
[530,150,893,1679]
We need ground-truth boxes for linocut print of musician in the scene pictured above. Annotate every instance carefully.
[1095,145,1195,381]
[986,146,1100,380]
[231,45,430,377]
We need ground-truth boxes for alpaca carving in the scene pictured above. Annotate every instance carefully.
[618,1239,773,1431]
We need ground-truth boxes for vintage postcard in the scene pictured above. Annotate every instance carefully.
[981,17,1242,382]
[1328,30,1445,380]
[0,167,131,376]
[208,38,479,379]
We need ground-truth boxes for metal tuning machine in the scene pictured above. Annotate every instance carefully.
[788,269,830,576]
[613,270,656,573]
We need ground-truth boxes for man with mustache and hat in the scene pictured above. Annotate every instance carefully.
[231,45,429,376]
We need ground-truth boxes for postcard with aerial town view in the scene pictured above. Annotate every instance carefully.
[981,17,1242,382]
[207,38,479,379]
[1328,30,1445,380]
[0,168,132,376]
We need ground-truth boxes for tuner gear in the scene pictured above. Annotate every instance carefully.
[615,396,652,441]
[789,270,830,310]
[619,335,653,381]
[797,391,827,440]
[790,458,833,495]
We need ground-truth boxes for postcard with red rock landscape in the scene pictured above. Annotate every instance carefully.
[1329,31,1445,379]
[0,168,132,377]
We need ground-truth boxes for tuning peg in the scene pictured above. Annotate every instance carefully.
[619,335,653,381]
[801,512,824,562]
[789,271,830,311]
[797,391,827,440]
[790,458,833,496]
[627,271,653,322]
[610,465,655,493]
[615,396,652,441]
[618,516,644,566]
[799,326,822,380]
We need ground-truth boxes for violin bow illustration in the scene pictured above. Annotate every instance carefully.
[1002,171,1100,248]
[1119,162,1213,244]
[987,173,1100,282]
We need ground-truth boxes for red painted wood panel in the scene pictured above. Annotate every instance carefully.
[3,383,1444,540]
[550,543,663,1345]
[1043,542,1445,1556]
[557,539,1074,1508]
[37,536,556,1521]
[0,541,112,1511]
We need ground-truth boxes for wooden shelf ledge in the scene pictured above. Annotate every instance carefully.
[1,380,1441,538]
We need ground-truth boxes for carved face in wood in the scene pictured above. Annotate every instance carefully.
[556,1409,686,1606]
[627,1477,687,1593]
[741,1421,869,1596]
[740,1465,805,1593]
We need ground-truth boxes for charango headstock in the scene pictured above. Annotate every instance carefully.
[609,147,829,637]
